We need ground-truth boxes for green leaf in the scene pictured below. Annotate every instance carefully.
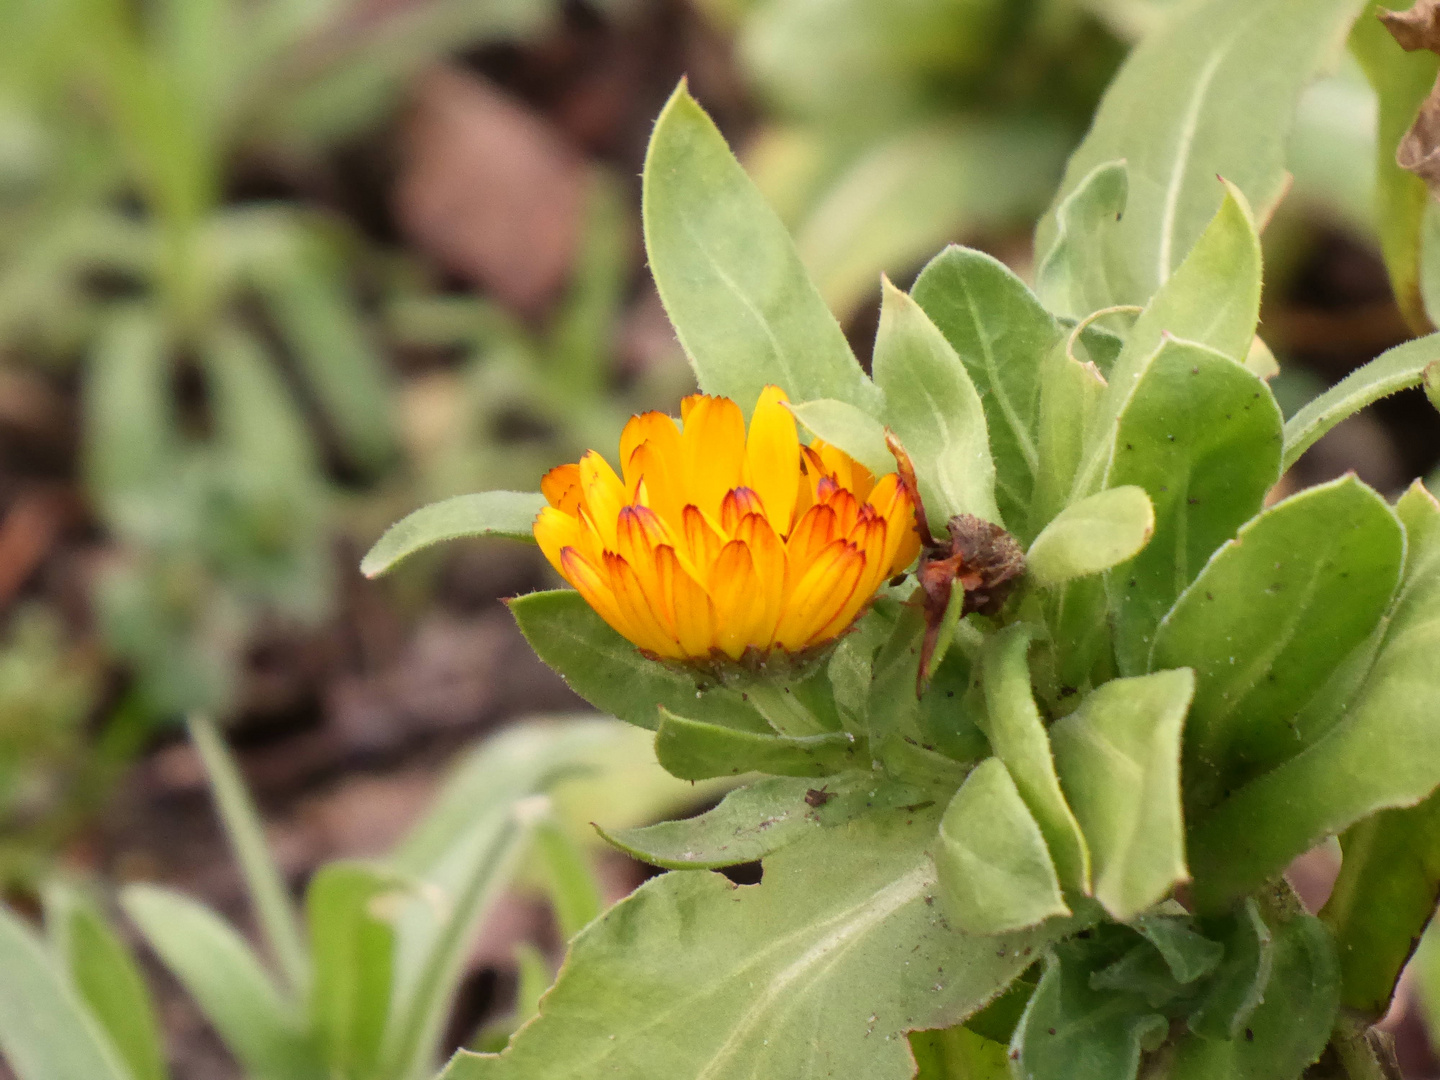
[188,715,309,994]
[641,82,878,417]
[1131,913,1224,985]
[977,625,1091,894]
[873,278,999,524]
[305,862,401,1078]
[1188,483,1440,910]
[1427,360,1440,414]
[1170,899,1339,1080]
[1069,184,1263,503]
[912,247,1066,534]
[1036,0,1369,306]
[508,590,763,732]
[1106,340,1284,675]
[1031,337,1108,536]
[787,398,894,477]
[1051,670,1194,922]
[1151,477,1405,813]
[1283,333,1440,470]
[44,885,168,1080]
[361,492,547,578]
[84,308,176,506]
[936,759,1070,935]
[1027,486,1154,587]
[1187,900,1273,1040]
[444,809,1066,1080]
[1321,791,1440,1020]
[533,817,603,940]
[910,1024,1011,1080]
[655,708,862,781]
[0,904,132,1080]
[1351,3,1438,334]
[1010,940,1167,1080]
[598,773,921,870]
[121,885,322,1080]
[1035,161,1133,320]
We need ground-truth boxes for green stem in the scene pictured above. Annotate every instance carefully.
[1329,1013,1401,1080]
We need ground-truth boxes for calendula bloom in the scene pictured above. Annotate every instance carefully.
[533,386,921,664]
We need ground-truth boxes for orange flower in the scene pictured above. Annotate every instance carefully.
[534,386,921,663]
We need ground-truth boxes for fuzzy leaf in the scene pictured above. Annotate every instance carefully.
[912,247,1065,534]
[935,759,1070,935]
[978,625,1091,894]
[361,492,546,577]
[1151,476,1405,814]
[787,398,894,477]
[1187,901,1273,1040]
[1188,483,1440,910]
[445,810,1066,1080]
[655,709,863,781]
[1027,486,1154,587]
[1035,161,1133,319]
[642,83,878,417]
[1106,339,1284,674]
[1051,670,1194,922]
[874,279,999,524]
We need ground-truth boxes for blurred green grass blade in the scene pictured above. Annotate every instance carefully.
[0,904,132,1080]
[121,885,322,1080]
[188,714,309,993]
[361,492,546,578]
[83,307,175,505]
[547,170,629,396]
[533,818,603,941]
[44,884,169,1080]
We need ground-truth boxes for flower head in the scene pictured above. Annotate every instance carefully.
[534,387,921,664]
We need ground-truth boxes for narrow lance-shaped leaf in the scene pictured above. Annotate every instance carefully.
[1036,0,1369,305]
[1026,486,1154,588]
[1351,3,1439,334]
[1051,669,1195,923]
[1189,482,1440,911]
[642,82,879,418]
[1151,477,1404,814]
[44,884,169,1080]
[361,492,547,578]
[444,810,1070,1080]
[873,278,999,525]
[0,904,133,1080]
[1106,339,1284,675]
[912,247,1066,535]
[1283,333,1440,470]
[978,625,1091,895]
[934,759,1071,935]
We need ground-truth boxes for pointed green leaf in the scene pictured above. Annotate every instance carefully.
[787,398,894,477]
[1071,184,1263,502]
[1187,900,1273,1040]
[305,862,401,1077]
[1051,670,1194,922]
[1131,914,1223,985]
[873,278,998,524]
[1036,0,1369,306]
[599,773,919,870]
[443,810,1066,1080]
[1027,486,1154,588]
[936,759,1070,935]
[1010,941,1167,1080]
[361,492,546,578]
[1283,334,1440,470]
[655,708,862,781]
[1107,339,1284,674]
[45,885,168,1080]
[642,83,878,417]
[912,247,1066,533]
[1321,790,1440,1020]
[910,1024,1011,1080]
[122,885,322,1080]
[508,590,763,732]
[1032,338,1108,536]
[0,904,132,1080]
[1152,477,1404,812]
[1035,161,1133,319]
[1351,4,1438,334]
[978,625,1091,894]
[1170,901,1339,1080]
[1188,483,1440,910]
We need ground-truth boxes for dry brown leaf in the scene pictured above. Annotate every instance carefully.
[1384,2,1440,192]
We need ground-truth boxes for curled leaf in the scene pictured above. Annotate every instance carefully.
[1383,1,1440,192]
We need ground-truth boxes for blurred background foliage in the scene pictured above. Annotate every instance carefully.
[0,0,1435,1072]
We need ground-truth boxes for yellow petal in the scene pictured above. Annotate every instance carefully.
[561,547,626,635]
[541,463,583,514]
[626,441,684,529]
[868,474,921,573]
[735,513,787,647]
[681,395,746,520]
[616,506,678,632]
[743,385,800,534]
[659,545,716,658]
[721,486,767,534]
[579,450,626,549]
[787,503,839,567]
[682,504,726,577]
[604,552,682,658]
[534,505,586,577]
[620,412,683,490]
[708,540,767,660]
[775,540,865,650]
[821,515,888,641]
